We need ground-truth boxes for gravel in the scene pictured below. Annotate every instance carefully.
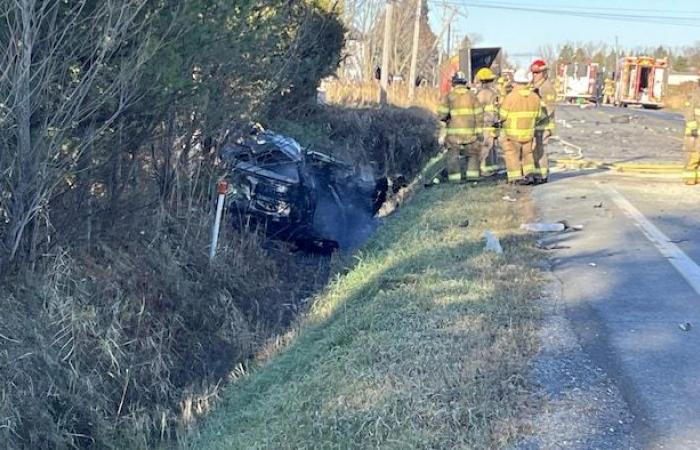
[513,271,638,450]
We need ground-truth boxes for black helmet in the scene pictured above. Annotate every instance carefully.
[451,71,467,86]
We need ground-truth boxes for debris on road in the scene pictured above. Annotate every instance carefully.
[588,262,597,267]
[502,195,518,202]
[610,115,631,124]
[484,231,503,254]
[559,219,584,231]
[594,202,604,208]
[458,219,470,228]
[521,223,566,232]
[679,323,692,332]
[536,240,571,250]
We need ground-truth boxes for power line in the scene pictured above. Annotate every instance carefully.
[427,0,700,27]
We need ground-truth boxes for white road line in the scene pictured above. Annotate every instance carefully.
[600,184,700,296]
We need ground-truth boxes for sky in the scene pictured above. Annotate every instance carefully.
[427,0,700,68]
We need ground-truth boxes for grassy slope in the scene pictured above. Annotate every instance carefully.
[189,182,541,449]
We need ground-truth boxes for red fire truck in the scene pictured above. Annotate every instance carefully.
[614,56,668,109]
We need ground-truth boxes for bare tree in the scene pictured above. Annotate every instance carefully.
[0,0,161,274]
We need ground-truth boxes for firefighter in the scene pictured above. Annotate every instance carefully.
[475,67,500,177]
[530,59,556,184]
[437,71,484,182]
[683,76,700,185]
[603,77,615,105]
[499,68,541,185]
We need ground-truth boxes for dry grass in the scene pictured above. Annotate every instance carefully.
[323,80,441,112]
[0,210,324,449]
[188,182,542,449]
[665,82,697,110]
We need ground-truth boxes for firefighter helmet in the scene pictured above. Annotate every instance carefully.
[475,67,496,82]
[513,68,532,84]
[530,59,548,73]
[451,71,468,85]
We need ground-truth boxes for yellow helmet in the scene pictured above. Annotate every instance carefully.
[476,67,496,82]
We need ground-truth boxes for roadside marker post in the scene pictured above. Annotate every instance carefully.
[209,180,228,261]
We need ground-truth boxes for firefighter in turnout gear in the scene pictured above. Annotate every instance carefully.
[683,76,700,185]
[499,68,541,184]
[475,67,500,177]
[437,71,484,182]
[603,78,615,105]
[530,59,556,184]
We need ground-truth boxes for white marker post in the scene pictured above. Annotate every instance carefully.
[209,180,228,261]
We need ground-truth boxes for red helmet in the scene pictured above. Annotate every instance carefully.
[530,59,548,73]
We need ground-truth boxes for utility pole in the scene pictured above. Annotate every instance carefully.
[408,0,422,102]
[379,0,394,105]
[446,20,452,61]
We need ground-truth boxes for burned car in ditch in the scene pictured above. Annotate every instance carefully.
[220,125,390,252]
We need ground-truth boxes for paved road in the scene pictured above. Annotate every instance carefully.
[534,141,700,447]
[554,105,685,165]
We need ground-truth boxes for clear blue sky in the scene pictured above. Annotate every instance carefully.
[427,0,700,68]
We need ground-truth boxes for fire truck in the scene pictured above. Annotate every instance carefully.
[613,56,668,109]
[557,62,600,102]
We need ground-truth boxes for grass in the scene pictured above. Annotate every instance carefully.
[187,181,542,449]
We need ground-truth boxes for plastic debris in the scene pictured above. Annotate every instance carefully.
[520,223,566,232]
[502,195,517,202]
[484,231,503,254]
[588,262,597,267]
[679,322,692,332]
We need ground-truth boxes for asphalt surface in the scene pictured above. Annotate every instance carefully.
[532,106,700,449]
[554,104,685,164]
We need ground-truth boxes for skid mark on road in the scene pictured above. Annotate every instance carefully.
[600,183,700,297]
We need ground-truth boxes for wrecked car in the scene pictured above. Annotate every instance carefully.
[220,125,389,252]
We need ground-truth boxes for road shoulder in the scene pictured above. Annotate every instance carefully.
[515,269,636,449]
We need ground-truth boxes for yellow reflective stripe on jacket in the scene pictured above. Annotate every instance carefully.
[695,108,700,116]
[451,107,484,115]
[484,104,497,112]
[446,127,483,134]
[437,106,450,114]
[504,128,535,137]
[505,111,539,119]
[686,120,699,135]
[465,170,480,179]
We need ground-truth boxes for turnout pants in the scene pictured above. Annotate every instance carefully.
[501,138,535,182]
[447,141,481,182]
[480,132,499,176]
[534,130,551,181]
[684,136,700,183]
